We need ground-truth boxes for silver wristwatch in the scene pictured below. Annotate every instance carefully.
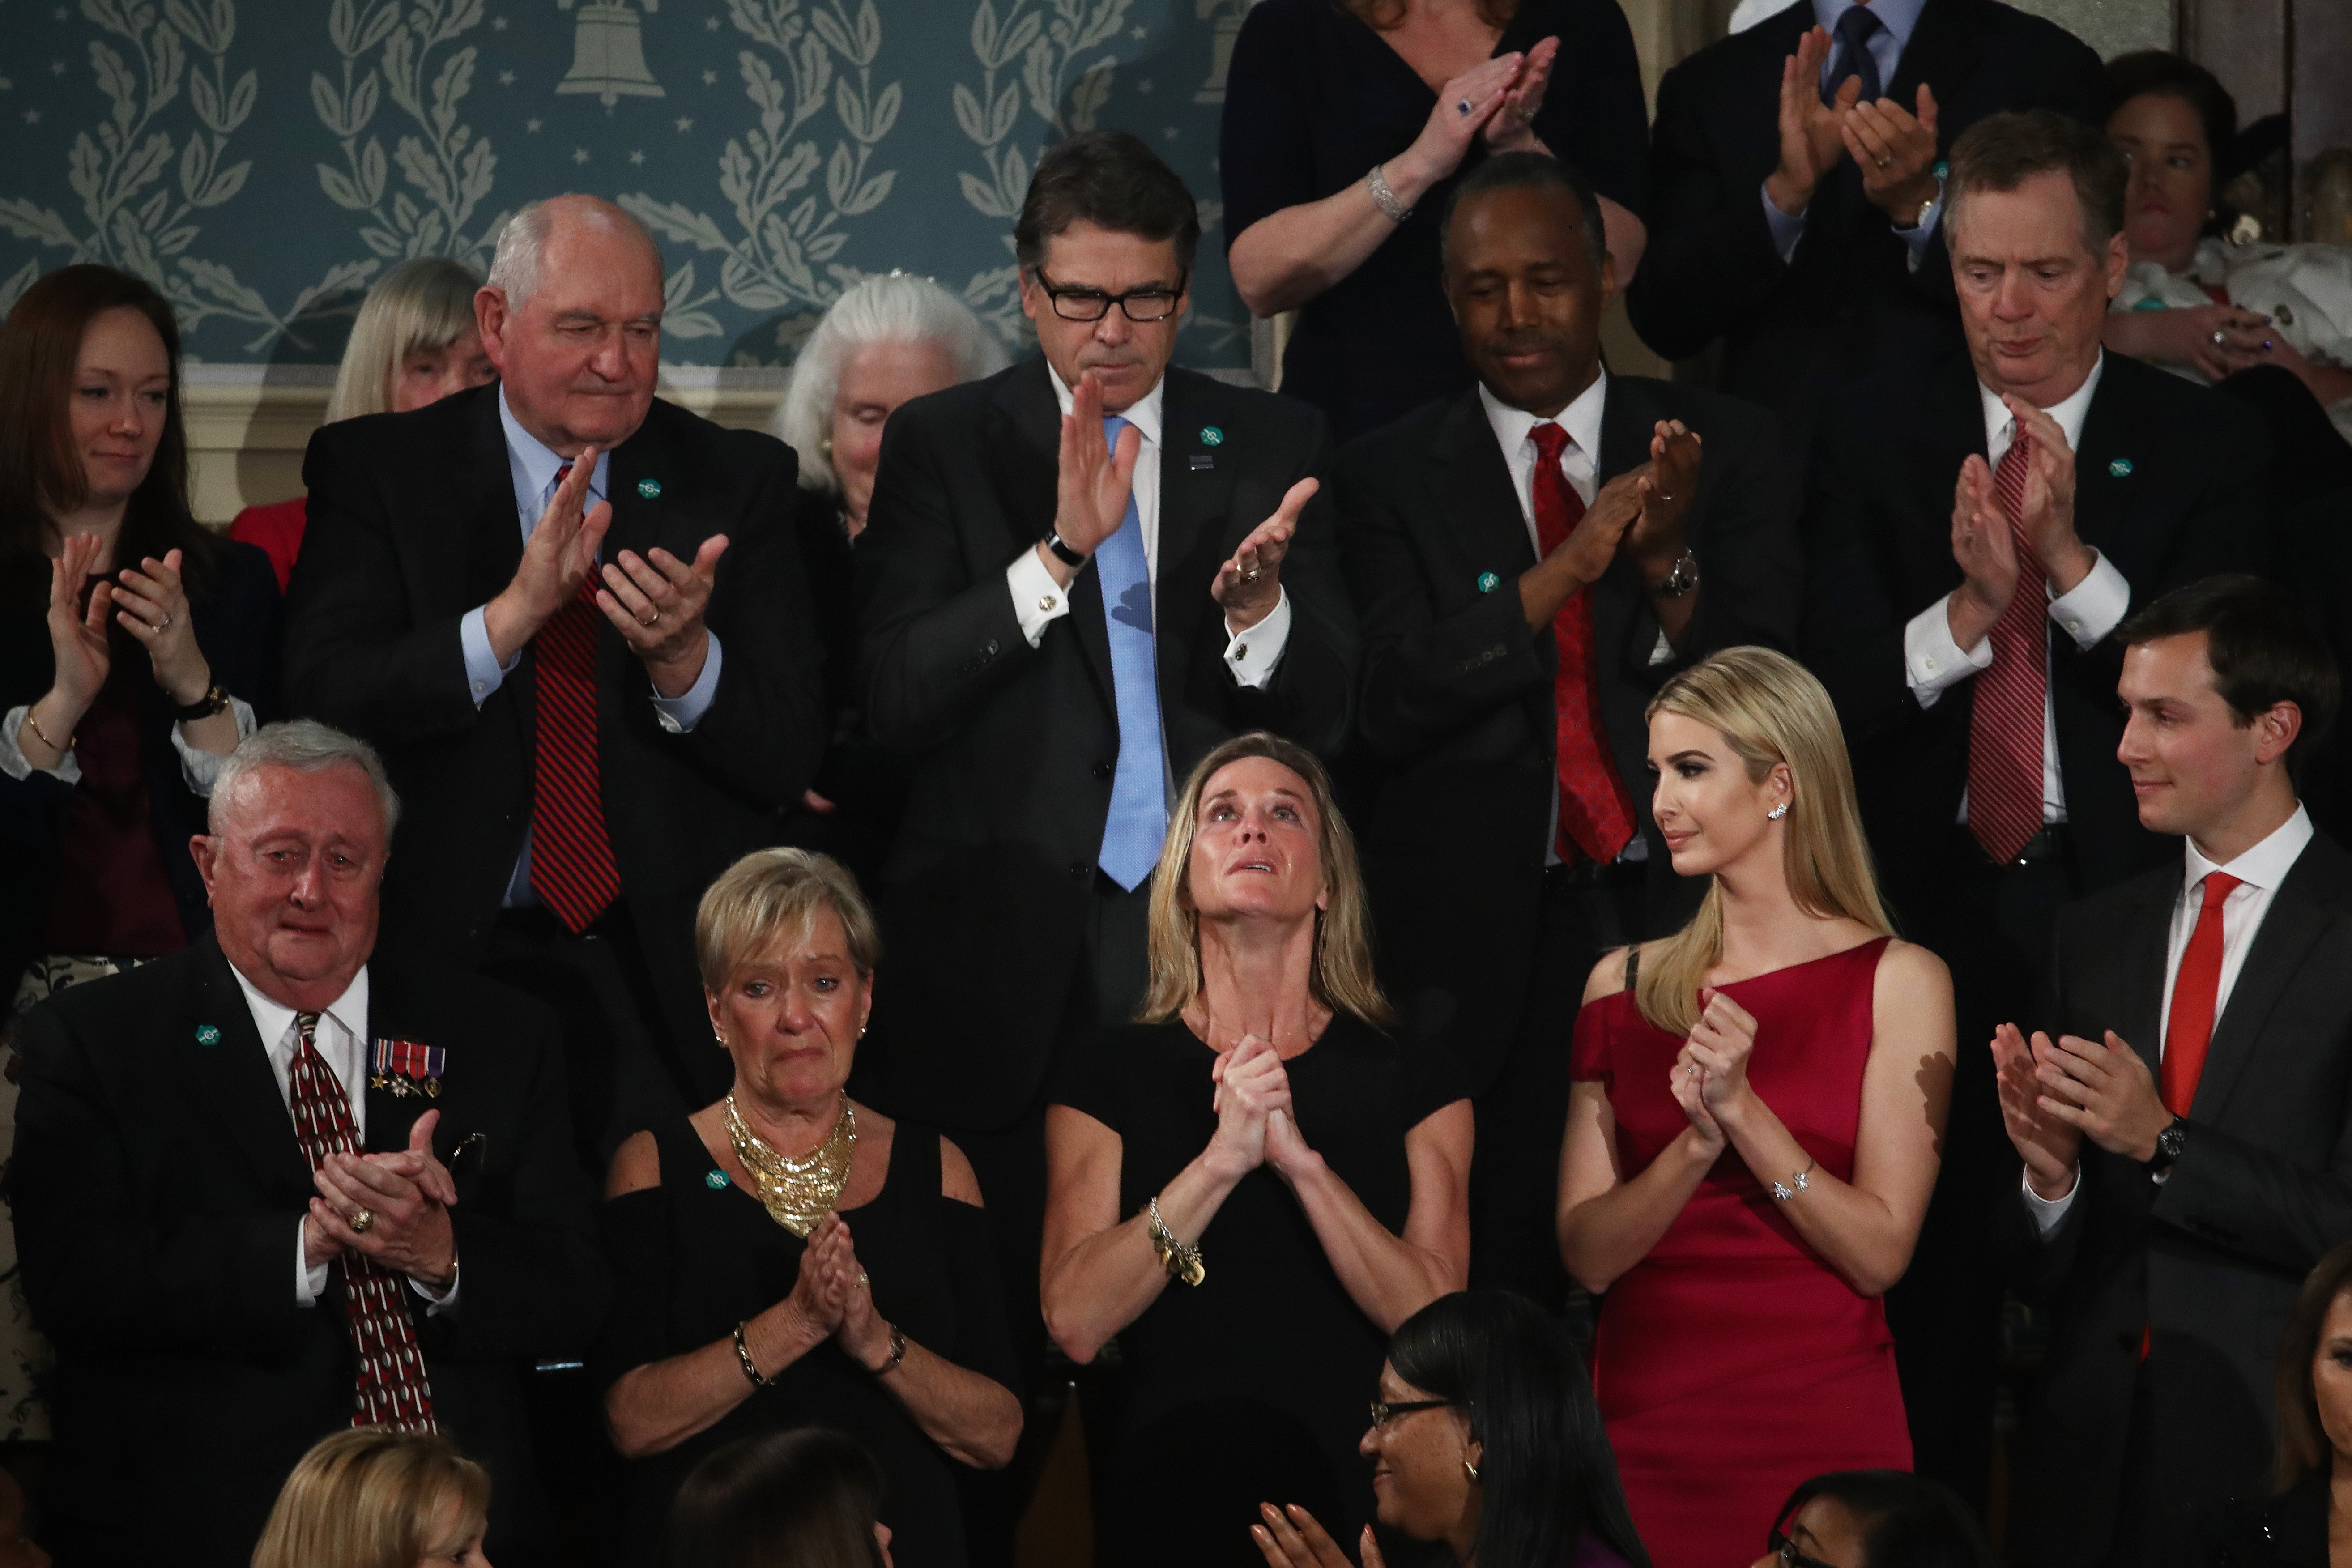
[1647,548,1700,599]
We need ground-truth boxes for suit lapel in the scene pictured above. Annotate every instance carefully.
[2117,869,2179,1079]
[2194,842,2343,1121]
[461,388,527,612]
[187,937,314,1199]
[2068,366,2140,565]
[1889,0,1984,120]
[1156,372,1241,712]
[360,966,436,1159]
[1432,389,1538,583]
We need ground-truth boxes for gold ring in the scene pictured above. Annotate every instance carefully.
[639,608,660,627]
[349,1207,375,1234]
[1240,567,1262,584]
[1875,155,1892,169]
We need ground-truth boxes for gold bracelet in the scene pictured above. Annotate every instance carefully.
[21,704,71,756]
[1146,1197,1205,1287]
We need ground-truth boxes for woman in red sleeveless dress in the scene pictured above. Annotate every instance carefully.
[1558,648,1956,1568]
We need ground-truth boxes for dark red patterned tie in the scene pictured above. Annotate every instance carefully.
[1966,433,2046,864]
[529,463,621,933]
[1530,423,1638,865]
[288,1012,436,1430]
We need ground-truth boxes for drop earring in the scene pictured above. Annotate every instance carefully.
[1462,1457,1480,1483]
[1767,802,1790,820]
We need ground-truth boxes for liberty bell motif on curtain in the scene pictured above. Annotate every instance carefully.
[556,0,665,109]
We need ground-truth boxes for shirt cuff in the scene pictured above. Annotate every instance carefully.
[1760,180,1807,265]
[0,705,80,785]
[1904,595,1993,709]
[170,694,258,796]
[2046,549,2129,650]
[459,606,520,707]
[1224,587,1291,690]
[1894,177,1946,272]
[2022,1166,2080,1236]
[1007,546,1074,649]
[409,1256,459,1317]
[298,1223,329,1306]
[651,632,723,734]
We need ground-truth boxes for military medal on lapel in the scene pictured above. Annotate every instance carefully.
[370,1038,447,1099]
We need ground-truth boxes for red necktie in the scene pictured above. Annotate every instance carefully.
[288,1013,437,1431]
[1530,423,1638,865]
[1966,431,2046,864]
[529,463,621,933]
[2161,872,2242,1116]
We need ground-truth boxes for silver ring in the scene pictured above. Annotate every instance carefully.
[2211,328,2228,346]
[1240,567,1262,584]
[1875,155,1892,169]
[349,1207,375,1234]
[1457,98,1471,115]
[157,613,171,630]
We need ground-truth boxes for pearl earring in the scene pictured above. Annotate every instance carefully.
[714,1031,728,1050]
[1767,803,1790,820]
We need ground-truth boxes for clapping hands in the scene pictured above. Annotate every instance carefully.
[305,1109,460,1287]
[1767,25,1943,224]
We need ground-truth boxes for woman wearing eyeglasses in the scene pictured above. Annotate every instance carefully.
[1250,1290,1650,1568]
[1556,650,1955,1568]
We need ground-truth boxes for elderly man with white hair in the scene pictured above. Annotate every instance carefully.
[8,719,606,1568]
[284,194,827,1151]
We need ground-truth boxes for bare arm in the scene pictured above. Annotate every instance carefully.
[1555,950,1723,1293]
[1266,1099,1472,1334]
[1696,942,1954,1296]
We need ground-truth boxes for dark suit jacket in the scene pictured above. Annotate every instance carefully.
[1336,376,1801,1091]
[7,935,607,1567]
[283,385,825,1098]
[0,540,280,997]
[854,358,1358,1129]
[1627,0,2105,437]
[1801,349,2274,907]
[1994,832,2352,1567]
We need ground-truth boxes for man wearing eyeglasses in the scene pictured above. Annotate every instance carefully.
[850,128,1357,1499]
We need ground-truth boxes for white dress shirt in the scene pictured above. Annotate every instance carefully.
[1903,357,2131,826]
[1759,0,1943,269]
[2024,805,2315,1232]
[1477,373,1662,869]
[1002,366,1291,687]
[231,963,458,1310]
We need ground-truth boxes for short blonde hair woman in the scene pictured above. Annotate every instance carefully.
[229,257,494,590]
[1044,731,1472,1564]
[1556,647,1954,1568]
[249,1427,490,1568]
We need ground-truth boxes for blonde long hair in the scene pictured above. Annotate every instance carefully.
[326,256,483,423]
[1138,732,1392,1027]
[1634,647,1892,1035]
[249,1428,489,1568]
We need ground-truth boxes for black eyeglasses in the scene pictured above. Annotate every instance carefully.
[1368,1397,1460,1427]
[1767,1530,1840,1568]
[1033,267,1189,323]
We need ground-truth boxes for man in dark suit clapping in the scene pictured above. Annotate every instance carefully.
[7,721,605,1567]
[853,130,1356,1381]
[1802,109,2273,1499]
[1334,152,1801,1298]
[1993,575,2352,1568]
[285,195,824,1146]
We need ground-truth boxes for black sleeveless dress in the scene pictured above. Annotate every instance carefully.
[1052,1015,1466,1566]
[596,1115,1017,1567]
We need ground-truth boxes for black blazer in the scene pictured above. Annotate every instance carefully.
[1994,834,2352,1567]
[853,358,1358,1128]
[1335,377,1801,1090]
[1627,0,2105,435]
[6,934,607,1567]
[283,386,825,1098]
[1801,349,2273,903]
[0,539,279,997]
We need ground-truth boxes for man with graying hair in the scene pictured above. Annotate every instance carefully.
[8,720,605,1567]
[284,194,826,1154]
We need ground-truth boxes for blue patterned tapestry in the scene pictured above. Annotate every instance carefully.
[0,0,1255,369]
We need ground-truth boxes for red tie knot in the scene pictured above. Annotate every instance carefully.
[1530,422,1569,464]
[2199,870,2243,911]
[554,462,573,484]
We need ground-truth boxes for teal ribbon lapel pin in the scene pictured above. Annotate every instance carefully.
[637,478,663,499]
[2108,458,2133,478]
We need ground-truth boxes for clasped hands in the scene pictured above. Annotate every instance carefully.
[303,1108,458,1291]
[1991,1023,2173,1201]
[1944,397,2095,651]
[483,447,729,698]
[1669,988,1763,1156]
[1047,370,1318,634]
[781,1212,899,1373]
[1206,1035,1315,1183]
[1767,25,1942,226]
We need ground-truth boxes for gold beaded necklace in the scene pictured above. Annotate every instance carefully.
[725,1090,856,1237]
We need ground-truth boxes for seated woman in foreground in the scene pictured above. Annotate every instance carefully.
[1557,647,1955,1568]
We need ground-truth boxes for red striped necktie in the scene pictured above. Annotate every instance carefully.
[530,462,621,933]
[1966,431,2046,865]
[1530,422,1638,865]
[288,1012,436,1430]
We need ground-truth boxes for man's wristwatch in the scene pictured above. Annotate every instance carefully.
[1646,549,1700,599]
[174,683,230,721]
[1042,530,1088,569]
[2146,1116,2189,1176]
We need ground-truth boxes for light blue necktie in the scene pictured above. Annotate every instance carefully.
[1094,414,1167,891]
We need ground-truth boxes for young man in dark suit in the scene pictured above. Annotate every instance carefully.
[1334,152,1800,1299]
[852,130,1356,1393]
[1802,110,2274,1500]
[7,722,605,1568]
[285,196,824,1138]
[1993,575,2352,1568]
[1630,0,2104,445]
